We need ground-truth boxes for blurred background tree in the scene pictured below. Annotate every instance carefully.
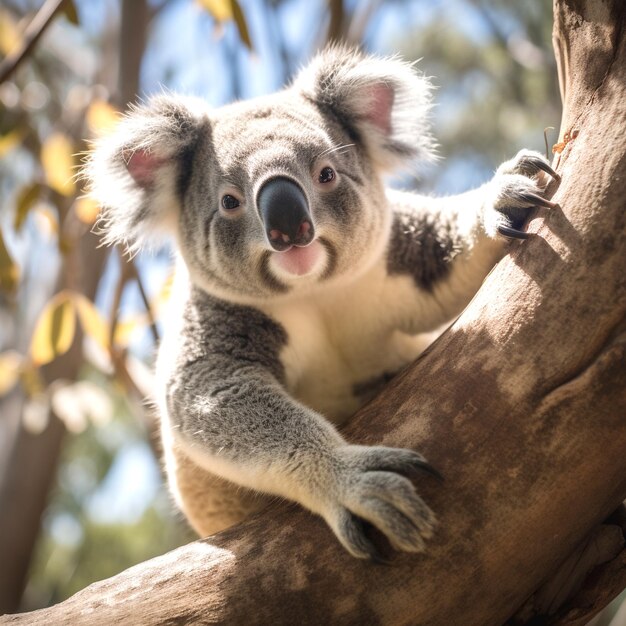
[5,0,619,622]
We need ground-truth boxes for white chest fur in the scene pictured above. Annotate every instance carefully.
[258,259,438,424]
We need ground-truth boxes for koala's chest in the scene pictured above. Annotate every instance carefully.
[262,284,432,425]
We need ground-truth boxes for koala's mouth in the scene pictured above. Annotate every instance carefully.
[271,239,323,277]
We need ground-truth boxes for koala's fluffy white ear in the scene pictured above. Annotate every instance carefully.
[85,94,208,252]
[292,46,435,171]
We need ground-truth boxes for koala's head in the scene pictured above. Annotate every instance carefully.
[87,46,433,303]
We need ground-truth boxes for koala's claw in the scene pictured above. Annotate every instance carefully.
[497,224,531,240]
[327,445,439,559]
[514,191,558,210]
[495,189,558,240]
[522,154,561,182]
[487,149,562,241]
[355,445,443,481]
[494,189,557,240]
[336,510,389,563]
[416,460,443,482]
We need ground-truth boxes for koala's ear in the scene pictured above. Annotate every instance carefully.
[292,46,435,171]
[85,94,208,251]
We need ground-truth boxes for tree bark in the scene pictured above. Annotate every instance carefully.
[0,232,108,615]
[3,0,625,623]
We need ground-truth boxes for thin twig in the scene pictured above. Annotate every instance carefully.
[109,348,162,462]
[108,249,159,348]
[108,249,134,348]
[127,258,160,345]
[326,0,345,44]
[0,0,68,84]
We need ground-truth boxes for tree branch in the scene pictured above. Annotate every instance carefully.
[326,0,345,44]
[548,545,626,626]
[127,259,159,345]
[3,0,625,624]
[0,0,69,85]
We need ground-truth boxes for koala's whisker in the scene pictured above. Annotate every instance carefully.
[316,143,355,159]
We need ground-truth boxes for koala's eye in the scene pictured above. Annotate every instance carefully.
[318,167,335,184]
[221,194,240,211]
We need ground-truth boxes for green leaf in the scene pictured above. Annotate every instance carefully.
[0,229,19,293]
[14,183,42,231]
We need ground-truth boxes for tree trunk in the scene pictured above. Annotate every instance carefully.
[0,233,107,615]
[3,0,625,623]
[0,0,149,614]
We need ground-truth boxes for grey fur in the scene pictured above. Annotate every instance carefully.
[85,45,556,558]
[173,287,287,384]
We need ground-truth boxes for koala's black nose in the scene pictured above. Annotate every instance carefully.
[257,177,314,251]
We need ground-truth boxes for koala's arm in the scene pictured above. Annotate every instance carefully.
[161,290,438,559]
[385,150,559,333]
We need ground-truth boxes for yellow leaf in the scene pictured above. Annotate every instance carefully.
[113,314,148,347]
[231,0,252,49]
[197,0,233,21]
[196,0,252,48]
[0,9,21,56]
[0,350,22,396]
[72,292,110,351]
[14,183,42,231]
[41,132,76,196]
[152,270,175,315]
[74,196,100,224]
[34,204,59,236]
[0,228,19,292]
[62,0,79,25]
[86,99,119,136]
[30,291,76,366]
[0,129,23,158]
[20,363,44,396]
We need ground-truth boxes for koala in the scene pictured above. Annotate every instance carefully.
[87,46,558,559]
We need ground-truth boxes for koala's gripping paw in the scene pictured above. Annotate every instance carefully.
[322,445,440,560]
[485,149,560,240]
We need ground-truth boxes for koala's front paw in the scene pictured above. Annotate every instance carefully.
[323,445,440,560]
[485,149,561,240]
